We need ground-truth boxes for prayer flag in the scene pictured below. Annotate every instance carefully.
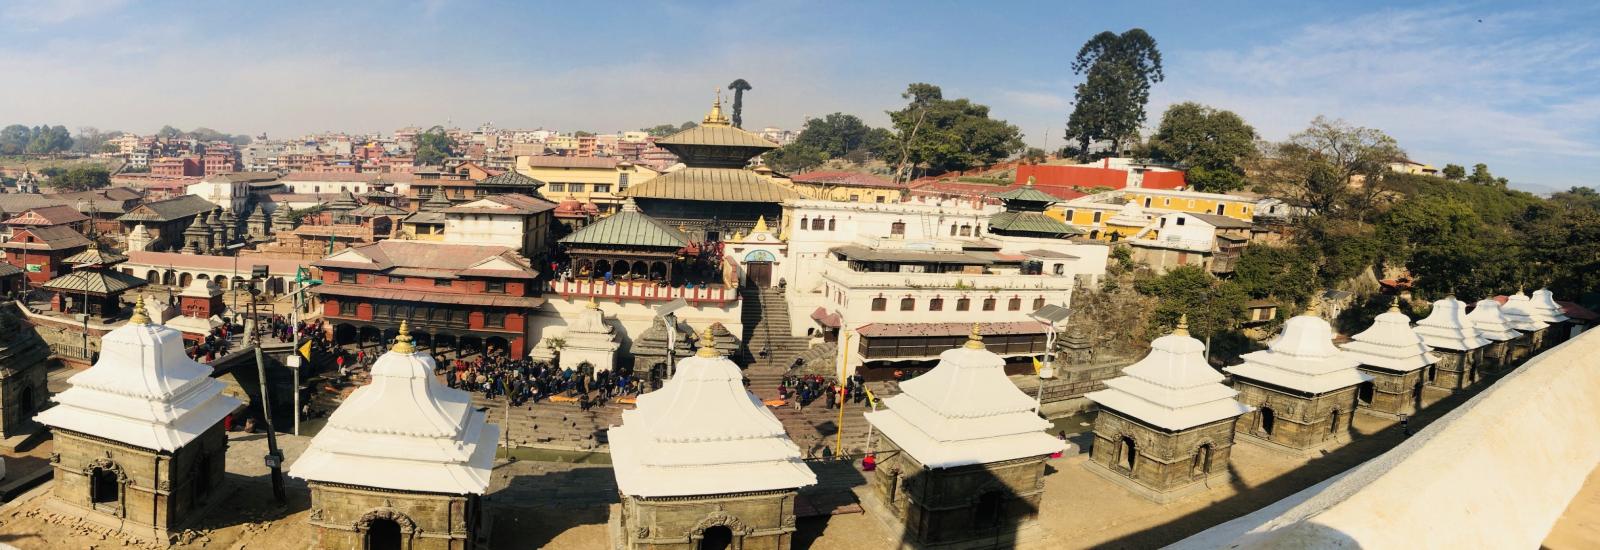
[1033,357,1043,374]
[299,340,313,360]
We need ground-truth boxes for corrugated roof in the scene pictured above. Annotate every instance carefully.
[479,170,546,188]
[621,167,801,203]
[1187,213,1252,229]
[988,211,1083,236]
[442,193,556,215]
[314,240,537,277]
[312,283,544,308]
[994,182,1062,204]
[1,225,93,250]
[64,246,128,266]
[346,203,409,217]
[40,268,148,295]
[4,205,90,226]
[560,205,689,248]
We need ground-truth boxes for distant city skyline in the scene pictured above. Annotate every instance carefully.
[0,0,1595,192]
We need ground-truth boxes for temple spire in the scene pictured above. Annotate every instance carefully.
[702,90,731,126]
[696,326,720,358]
[130,295,150,325]
[392,320,415,354]
[1174,314,1190,337]
[964,323,986,350]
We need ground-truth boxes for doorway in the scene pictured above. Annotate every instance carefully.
[699,526,733,550]
[745,262,772,288]
[365,518,402,550]
[1357,381,1374,406]
[1118,436,1137,471]
[1259,407,1277,436]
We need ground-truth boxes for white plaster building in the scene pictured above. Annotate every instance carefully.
[543,298,621,373]
[1339,303,1436,417]
[441,193,556,256]
[186,173,276,213]
[1087,320,1252,432]
[1413,297,1492,389]
[1225,312,1372,453]
[1469,298,1523,372]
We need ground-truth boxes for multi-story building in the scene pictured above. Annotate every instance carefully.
[313,240,544,357]
[439,193,556,258]
[517,156,659,212]
[151,156,203,177]
[788,171,903,203]
[1125,212,1253,274]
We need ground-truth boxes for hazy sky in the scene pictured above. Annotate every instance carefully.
[1,0,1595,191]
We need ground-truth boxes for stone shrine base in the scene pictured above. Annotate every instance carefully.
[853,482,1049,550]
[1081,458,1233,505]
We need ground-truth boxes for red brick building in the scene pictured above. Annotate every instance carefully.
[152,156,203,177]
[1,225,93,284]
[312,240,543,356]
[202,151,238,175]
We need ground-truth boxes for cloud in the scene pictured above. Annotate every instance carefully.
[2,0,129,25]
[1164,5,1600,188]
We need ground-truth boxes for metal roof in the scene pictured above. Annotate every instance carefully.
[40,268,148,295]
[994,182,1062,204]
[987,211,1083,236]
[116,195,216,223]
[346,203,410,217]
[63,246,129,266]
[621,167,802,203]
[1187,212,1253,229]
[560,204,689,249]
[479,170,547,188]
[656,125,779,150]
[0,225,94,251]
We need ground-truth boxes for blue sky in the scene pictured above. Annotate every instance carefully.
[1,0,1596,191]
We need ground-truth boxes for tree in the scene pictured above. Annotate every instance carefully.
[1145,102,1257,192]
[46,165,110,191]
[25,125,72,154]
[1230,245,1319,307]
[727,79,752,129]
[1064,29,1164,160]
[883,83,1024,176]
[762,144,828,173]
[156,125,183,139]
[641,124,681,137]
[1378,194,1500,297]
[413,126,456,166]
[1442,163,1466,180]
[1134,265,1245,341]
[762,112,895,171]
[1021,147,1048,163]
[72,127,114,154]
[1257,116,1404,222]
[0,125,32,155]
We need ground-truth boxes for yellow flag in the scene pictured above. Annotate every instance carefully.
[1033,357,1043,374]
[299,340,313,360]
[865,390,878,408]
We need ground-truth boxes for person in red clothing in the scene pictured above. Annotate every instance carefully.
[862,453,877,471]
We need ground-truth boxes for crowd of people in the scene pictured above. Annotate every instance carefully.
[778,373,867,410]
[446,347,651,411]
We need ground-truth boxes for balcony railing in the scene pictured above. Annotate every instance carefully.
[548,279,738,304]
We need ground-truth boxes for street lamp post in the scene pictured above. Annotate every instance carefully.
[1029,305,1072,416]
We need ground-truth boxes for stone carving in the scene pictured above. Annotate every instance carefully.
[636,526,651,539]
[690,510,752,537]
[83,458,128,482]
[309,508,324,521]
[355,508,418,534]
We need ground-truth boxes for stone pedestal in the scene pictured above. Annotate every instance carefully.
[615,490,799,550]
[46,425,229,542]
[1232,382,1358,456]
[307,483,481,550]
[1355,367,1424,419]
[1480,340,1514,374]
[559,303,620,373]
[867,437,1048,549]
[1085,412,1237,503]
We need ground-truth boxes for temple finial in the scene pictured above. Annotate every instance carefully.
[129,295,150,325]
[964,323,986,350]
[1173,314,1190,337]
[392,320,415,354]
[696,326,720,358]
[1388,296,1401,313]
[587,296,599,310]
[1026,175,1037,187]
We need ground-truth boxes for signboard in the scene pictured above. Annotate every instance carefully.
[25,264,41,273]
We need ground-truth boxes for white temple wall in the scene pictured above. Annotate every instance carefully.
[1173,328,1600,550]
[531,297,742,360]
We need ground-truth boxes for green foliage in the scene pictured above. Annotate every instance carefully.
[1110,245,1135,271]
[1442,163,1465,180]
[764,112,893,171]
[884,83,1025,176]
[1064,29,1164,160]
[1515,187,1600,298]
[1231,245,1318,306]
[1134,265,1245,340]
[1258,116,1404,222]
[1377,194,1503,298]
[1465,163,1509,187]
[641,124,681,137]
[727,79,752,129]
[1021,147,1047,163]
[1145,102,1256,192]
[761,144,828,173]
[573,131,595,137]
[0,124,73,154]
[954,176,1009,185]
[414,125,456,166]
[46,165,110,191]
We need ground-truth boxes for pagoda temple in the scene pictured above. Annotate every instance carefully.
[289,322,498,550]
[862,325,1065,547]
[40,243,146,321]
[1084,316,1251,502]
[608,327,815,550]
[627,315,692,390]
[0,302,51,448]
[1526,289,1572,350]
[165,277,225,345]
[1339,301,1436,419]
[559,198,690,285]
[33,301,241,542]
[555,298,621,373]
[1467,299,1522,373]
[1414,296,1491,390]
[1224,306,1372,454]
[987,177,1082,239]
[620,94,801,241]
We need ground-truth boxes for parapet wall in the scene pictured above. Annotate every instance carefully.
[1172,328,1600,550]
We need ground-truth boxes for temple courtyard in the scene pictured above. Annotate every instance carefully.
[6,375,1592,549]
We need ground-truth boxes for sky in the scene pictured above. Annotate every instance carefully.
[0,0,1596,192]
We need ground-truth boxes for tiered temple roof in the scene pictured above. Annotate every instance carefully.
[1225,312,1372,394]
[33,302,241,451]
[1526,289,1571,325]
[1467,299,1522,342]
[1497,292,1548,335]
[608,328,815,497]
[1413,297,1492,351]
[1086,317,1251,431]
[559,199,689,249]
[289,322,498,494]
[864,325,1065,468]
[1340,302,1438,373]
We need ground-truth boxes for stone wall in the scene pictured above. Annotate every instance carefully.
[619,490,797,550]
[1232,383,1357,454]
[1355,367,1422,418]
[306,483,477,550]
[869,439,1048,547]
[1425,347,1481,391]
[48,424,228,542]
[1173,328,1600,549]
[1088,411,1236,496]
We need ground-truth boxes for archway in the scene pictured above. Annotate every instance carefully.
[1192,444,1213,477]
[1119,436,1137,470]
[90,467,120,504]
[699,526,733,550]
[179,273,193,287]
[334,324,357,346]
[1357,381,1374,406]
[146,270,160,284]
[744,250,775,288]
[486,336,510,358]
[974,490,1005,529]
[1412,378,1424,411]
[192,452,213,503]
[197,274,210,281]
[365,518,402,550]
[1329,409,1342,435]
[1259,407,1276,435]
[163,270,176,286]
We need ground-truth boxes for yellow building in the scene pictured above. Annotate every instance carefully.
[787,170,903,203]
[1053,188,1256,241]
[516,156,659,213]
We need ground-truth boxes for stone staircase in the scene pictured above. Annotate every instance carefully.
[739,286,810,401]
[471,393,626,451]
